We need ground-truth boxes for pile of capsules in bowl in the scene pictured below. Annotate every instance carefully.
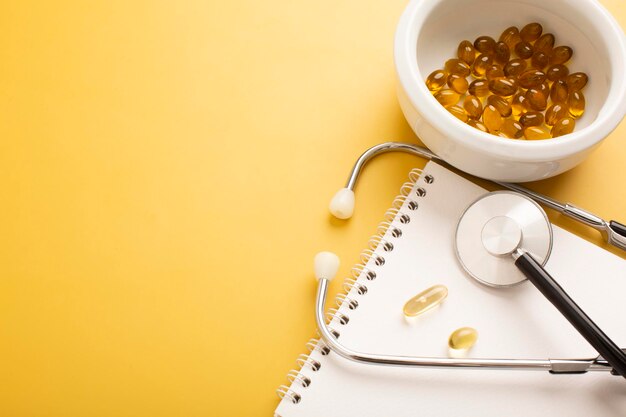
[426,23,588,140]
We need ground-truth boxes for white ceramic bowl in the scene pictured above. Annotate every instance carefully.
[395,0,626,182]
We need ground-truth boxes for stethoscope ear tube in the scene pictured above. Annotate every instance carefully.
[514,250,626,378]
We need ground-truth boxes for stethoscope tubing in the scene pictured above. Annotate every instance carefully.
[315,277,614,374]
[344,142,626,252]
[316,141,626,377]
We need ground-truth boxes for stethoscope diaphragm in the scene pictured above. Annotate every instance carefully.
[455,191,552,287]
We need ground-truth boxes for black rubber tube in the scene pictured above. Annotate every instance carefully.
[515,251,626,378]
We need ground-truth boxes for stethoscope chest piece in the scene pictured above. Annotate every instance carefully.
[455,191,553,287]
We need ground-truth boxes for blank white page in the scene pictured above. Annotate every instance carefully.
[276,162,626,417]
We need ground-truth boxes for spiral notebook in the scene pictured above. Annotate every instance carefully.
[275,161,626,417]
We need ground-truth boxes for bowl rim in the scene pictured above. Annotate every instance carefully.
[394,0,626,162]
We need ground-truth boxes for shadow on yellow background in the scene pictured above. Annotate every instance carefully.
[0,1,625,416]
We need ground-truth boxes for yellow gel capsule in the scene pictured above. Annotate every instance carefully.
[488,77,517,98]
[403,285,449,317]
[568,90,586,118]
[467,118,489,133]
[426,70,448,92]
[434,89,461,107]
[566,72,589,91]
[458,40,476,65]
[534,33,555,54]
[504,59,527,77]
[514,41,534,60]
[485,64,505,81]
[530,51,549,70]
[447,105,468,122]
[545,103,569,126]
[447,74,469,94]
[538,81,550,98]
[448,327,478,350]
[445,58,471,77]
[551,117,576,137]
[494,41,510,65]
[524,125,551,140]
[472,54,493,79]
[517,69,546,89]
[501,118,524,139]
[473,35,496,54]
[520,22,543,42]
[463,95,483,119]
[487,95,512,117]
[511,92,529,116]
[550,79,569,104]
[519,111,544,127]
[546,64,569,81]
[483,104,503,133]
[525,88,547,111]
[499,26,521,50]
[550,45,573,65]
[468,79,490,97]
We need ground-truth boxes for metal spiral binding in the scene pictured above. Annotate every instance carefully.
[275,167,432,406]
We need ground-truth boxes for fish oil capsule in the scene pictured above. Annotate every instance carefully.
[520,22,543,42]
[504,59,527,77]
[483,104,504,132]
[538,81,550,98]
[447,105,468,122]
[472,54,493,79]
[545,103,569,126]
[488,77,517,98]
[494,41,510,65]
[546,64,569,81]
[501,118,524,139]
[525,88,547,111]
[519,111,545,127]
[448,327,478,350]
[566,72,589,91]
[514,41,534,60]
[517,69,546,88]
[403,285,448,317]
[524,125,551,140]
[467,118,489,133]
[530,51,550,70]
[485,64,505,81]
[435,89,461,108]
[550,79,569,104]
[445,58,471,77]
[487,95,512,117]
[468,79,490,97]
[425,70,448,92]
[534,33,555,54]
[550,46,573,65]
[447,74,469,94]
[551,117,576,137]
[499,26,521,50]
[474,35,496,55]
[568,90,586,118]
[511,92,529,116]
[458,40,477,65]
[463,95,483,119]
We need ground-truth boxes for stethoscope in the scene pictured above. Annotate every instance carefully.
[314,142,626,378]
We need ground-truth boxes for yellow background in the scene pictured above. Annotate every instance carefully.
[1,1,625,415]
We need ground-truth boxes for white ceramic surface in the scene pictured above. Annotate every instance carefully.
[394,0,626,182]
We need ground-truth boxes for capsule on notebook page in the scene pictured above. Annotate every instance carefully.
[448,327,478,350]
[403,285,448,317]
